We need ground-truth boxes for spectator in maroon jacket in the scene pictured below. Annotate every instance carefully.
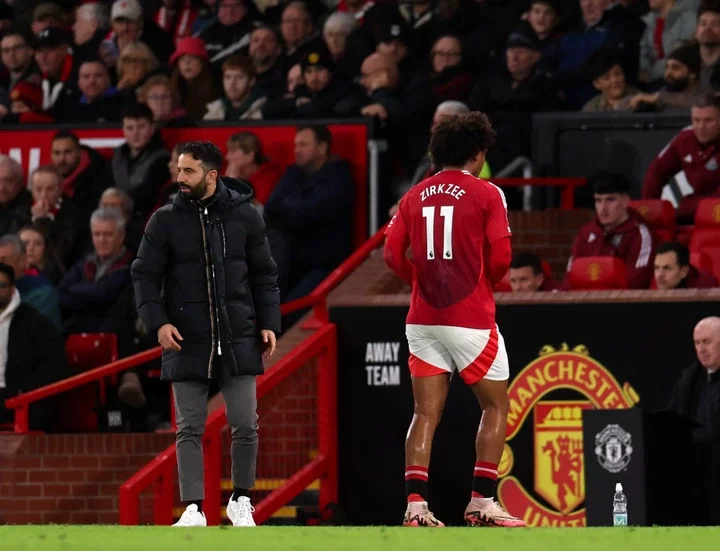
[566,171,655,289]
[509,251,562,292]
[654,241,719,289]
[643,93,720,223]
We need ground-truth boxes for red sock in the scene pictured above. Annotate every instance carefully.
[472,461,498,499]
[405,465,429,503]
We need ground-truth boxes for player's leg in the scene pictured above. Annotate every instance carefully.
[403,324,453,527]
[447,326,524,527]
[172,381,210,527]
[403,373,450,527]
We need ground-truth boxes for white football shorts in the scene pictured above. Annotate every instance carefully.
[405,324,509,384]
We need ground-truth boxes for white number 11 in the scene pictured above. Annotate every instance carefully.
[422,206,454,260]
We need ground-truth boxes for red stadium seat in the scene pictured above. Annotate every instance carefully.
[689,199,720,280]
[54,333,118,432]
[567,257,629,290]
[630,200,676,243]
[690,251,714,274]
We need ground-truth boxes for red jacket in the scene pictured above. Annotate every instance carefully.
[153,3,198,42]
[642,128,720,222]
[249,161,285,205]
[565,208,655,289]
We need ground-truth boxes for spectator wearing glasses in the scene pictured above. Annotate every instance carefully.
[428,34,472,106]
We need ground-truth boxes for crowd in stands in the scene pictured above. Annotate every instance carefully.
[1,0,720,429]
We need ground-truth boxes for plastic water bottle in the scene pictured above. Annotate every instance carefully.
[613,483,628,526]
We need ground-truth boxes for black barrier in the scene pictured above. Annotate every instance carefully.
[531,113,689,209]
[332,300,719,526]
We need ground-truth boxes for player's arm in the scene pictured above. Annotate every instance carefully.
[642,136,683,199]
[623,224,655,289]
[383,207,414,286]
[485,185,512,286]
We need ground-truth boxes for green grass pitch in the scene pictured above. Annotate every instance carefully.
[1,526,720,550]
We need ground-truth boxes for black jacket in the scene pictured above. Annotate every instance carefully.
[132,178,281,381]
[0,188,32,237]
[668,361,720,444]
[0,301,69,430]
[111,130,170,219]
[264,159,355,270]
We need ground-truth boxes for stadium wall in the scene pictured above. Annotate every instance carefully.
[0,434,174,524]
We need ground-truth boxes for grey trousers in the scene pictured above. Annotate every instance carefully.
[173,374,258,502]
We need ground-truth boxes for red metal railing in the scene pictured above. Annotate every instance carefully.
[116,226,386,524]
[493,177,586,210]
[118,323,337,525]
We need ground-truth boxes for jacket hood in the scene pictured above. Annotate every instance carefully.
[174,176,254,210]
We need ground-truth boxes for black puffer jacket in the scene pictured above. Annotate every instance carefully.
[131,178,281,381]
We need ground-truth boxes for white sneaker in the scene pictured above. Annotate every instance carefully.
[226,496,256,527]
[172,504,207,527]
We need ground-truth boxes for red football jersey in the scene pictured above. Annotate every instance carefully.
[385,169,511,329]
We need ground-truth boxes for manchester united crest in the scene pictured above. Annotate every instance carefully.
[594,424,633,473]
[496,343,640,526]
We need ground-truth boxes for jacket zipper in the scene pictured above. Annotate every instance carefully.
[219,223,226,258]
[199,206,219,378]
[207,208,223,357]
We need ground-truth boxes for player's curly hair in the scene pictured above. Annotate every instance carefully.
[429,112,496,169]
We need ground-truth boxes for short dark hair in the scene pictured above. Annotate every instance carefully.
[429,112,496,168]
[698,1,720,19]
[52,130,80,146]
[656,241,690,267]
[122,102,155,123]
[591,170,631,195]
[510,252,543,275]
[1,26,32,44]
[178,141,224,173]
[0,262,15,285]
[693,91,720,110]
[297,124,332,148]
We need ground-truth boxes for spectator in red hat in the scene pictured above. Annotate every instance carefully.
[170,36,220,120]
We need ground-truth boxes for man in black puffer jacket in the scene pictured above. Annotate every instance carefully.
[131,141,280,528]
